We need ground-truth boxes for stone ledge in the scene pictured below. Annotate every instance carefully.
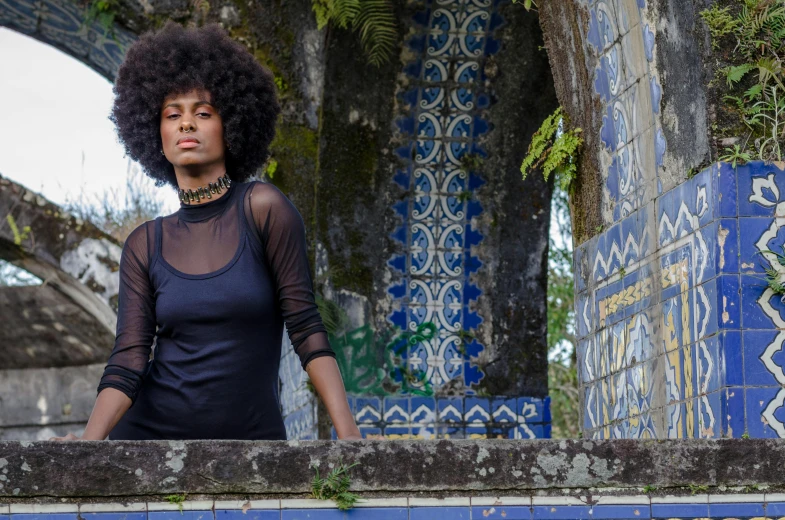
[0,439,783,499]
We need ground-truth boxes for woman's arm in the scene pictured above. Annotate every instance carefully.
[50,388,132,440]
[51,223,157,441]
[306,356,361,440]
[248,182,361,440]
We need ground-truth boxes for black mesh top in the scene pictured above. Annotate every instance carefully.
[97,179,335,440]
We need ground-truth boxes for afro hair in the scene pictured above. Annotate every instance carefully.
[110,22,281,189]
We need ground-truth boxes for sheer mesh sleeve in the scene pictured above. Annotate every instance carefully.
[247,181,336,370]
[96,221,156,405]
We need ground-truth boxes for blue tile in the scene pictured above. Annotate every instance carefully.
[739,217,778,273]
[740,274,776,329]
[471,505,530,520]
[693,279,718,342]
[216,512,279,520]
[81,515,146,520]
[709,502,764,518]
[723,386,746,437]
[437,397,463,423]
[518,397,545,423]
[355,397,382,423]
[358,425,383,439]
[437,424,465,439]
[383,397,409,423]
[746,386,785,438]
[767,502,785,516]
[719,330,743,387]
[717,274,741,330]
[410,397,436,423]
[590,504,650,519]
[491,397,518,423]
[713,162,738,218]
[621,213,639,266]
[656,187,674,247]
[742,330,785,386]
[11,516,79,520]
[533,505,591,519]
[697,391,722,439]
[410,507,469,520]
[464,397,491,423]
[695,335,721,395]
[149,512,213,520]
[651,503,708,519]
[282,509,406,520]
[665,401,686,438]
[737,161,785,217]
[718,218,739,273]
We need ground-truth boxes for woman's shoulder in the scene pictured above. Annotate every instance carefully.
[122,219,156,252]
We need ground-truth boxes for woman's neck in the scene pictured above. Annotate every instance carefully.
[174,164,229,205]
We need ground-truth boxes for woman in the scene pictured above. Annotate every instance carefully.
[50,22,361,441]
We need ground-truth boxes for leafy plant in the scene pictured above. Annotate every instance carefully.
[756,246,785,296]
[311,0,397,67]
[164,493,187,514]
[719,144,753,168]
[310,458,361,510]
[511,0,537,11]
[5,214,31,246]
[83,0,121,33]
[701,0,785,162]
[521,107,583,191]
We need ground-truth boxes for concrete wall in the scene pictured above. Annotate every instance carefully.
[1,439,785,518]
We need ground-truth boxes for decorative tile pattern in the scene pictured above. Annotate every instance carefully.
[388,0,499,391]
[577,161,785,439]
[279,329,318,440]
[0,0,136,80]
[334,395,549,439]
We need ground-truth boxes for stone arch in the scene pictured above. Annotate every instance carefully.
[0,0,136,81]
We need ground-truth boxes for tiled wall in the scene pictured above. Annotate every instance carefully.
[4,496,785,520]
[383,0,550,437]
[573,0,785,439]
[331,395,550,439]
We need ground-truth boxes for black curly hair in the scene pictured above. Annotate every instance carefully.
[110,21,281,189]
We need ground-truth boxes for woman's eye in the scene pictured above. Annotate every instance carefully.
[167,114,180,119]
[197,112,211,117]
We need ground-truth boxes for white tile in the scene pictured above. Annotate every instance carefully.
[353,498,408,508]
[594,495,650,505]
[766,493,785,503]
[213,501,279,510]
[651,495,709,504]
[471,497,531,506]
[280,499,337,509]
[532,497,587,506]
[0,505,9,515]
[709,494,765,503]
[10,504,79,514]
[409,497,471,507]
[147,501,214,511]
[80,503,147,513]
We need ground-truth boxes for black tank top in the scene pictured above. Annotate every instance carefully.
[99,179,335,440]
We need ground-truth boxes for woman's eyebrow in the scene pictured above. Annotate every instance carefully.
[162,100,213,109]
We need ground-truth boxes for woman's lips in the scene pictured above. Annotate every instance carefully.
[177,140,199,149]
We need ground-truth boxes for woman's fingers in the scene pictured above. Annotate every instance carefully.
[48,433,80,441]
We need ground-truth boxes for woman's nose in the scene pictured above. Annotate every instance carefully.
[180,119,195,132]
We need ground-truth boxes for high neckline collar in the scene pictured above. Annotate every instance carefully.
[177,180,236,222]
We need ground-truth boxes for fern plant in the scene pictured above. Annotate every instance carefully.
[701,0,785,162]
[311,0,397,66]
[310,459,361,510]
[520,106,583,190]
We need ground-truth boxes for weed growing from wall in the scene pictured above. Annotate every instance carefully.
[701,0,785,162]
[310,459,361,510]
[520,107,583,191]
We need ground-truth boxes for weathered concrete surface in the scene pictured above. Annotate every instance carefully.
[0,364,102,439]
[0,175,119,367]
[0,440,784,498]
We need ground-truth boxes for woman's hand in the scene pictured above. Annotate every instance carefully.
[49,433,81,441]
[340,433,363,440]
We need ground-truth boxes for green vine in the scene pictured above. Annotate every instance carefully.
[310,458,361,510]
[5,214,31,246]
[311,0,397,67]
[520,106,583,190]
[701,0,785,162]
[164,493,187,514]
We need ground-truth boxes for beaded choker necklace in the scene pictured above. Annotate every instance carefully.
[178,174,232,205]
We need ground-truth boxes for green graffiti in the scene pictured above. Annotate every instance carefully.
[330,322,437,397]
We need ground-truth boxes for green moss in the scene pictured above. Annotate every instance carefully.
[315,109,380,297]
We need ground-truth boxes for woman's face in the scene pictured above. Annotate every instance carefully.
[160,88,225,171]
